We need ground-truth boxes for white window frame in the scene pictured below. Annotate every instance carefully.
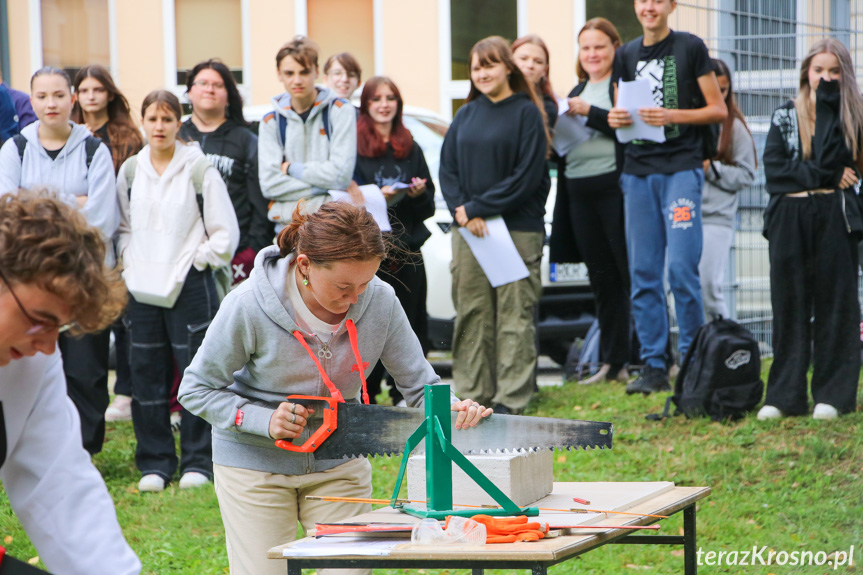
[437,0,529,120]
[29,0,118,76]
[163,0,252,103]
[716,0,801,89]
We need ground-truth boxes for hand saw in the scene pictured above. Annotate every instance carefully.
[277,397,612,459]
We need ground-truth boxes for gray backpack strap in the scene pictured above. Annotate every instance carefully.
[192,156,213,235]
[84,135,102,169]
[123,155,139,199]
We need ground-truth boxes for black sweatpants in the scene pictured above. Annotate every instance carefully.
[766,194,860,415]
[125,267,218,481]
[365,256,429,404]
[112,315,132,396]
[565,174,631,367]
[59,329,111,455]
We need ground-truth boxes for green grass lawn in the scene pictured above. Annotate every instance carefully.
[2,359,861,574]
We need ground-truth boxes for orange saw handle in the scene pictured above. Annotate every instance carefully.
[274,395,339,453]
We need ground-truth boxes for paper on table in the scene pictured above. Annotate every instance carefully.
[457,217,529,288]
[615,79,666,144]
[284,536,401,557]
[329,185,391,232]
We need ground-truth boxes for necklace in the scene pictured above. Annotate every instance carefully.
[315,333,334,359]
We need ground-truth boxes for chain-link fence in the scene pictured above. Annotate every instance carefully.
[663,0,863,359]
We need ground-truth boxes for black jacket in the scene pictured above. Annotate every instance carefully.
[762,81,862,238]
[354,141,435,250]
[549,78,622,264]
[179,119,274,252]
[440,92,549,233]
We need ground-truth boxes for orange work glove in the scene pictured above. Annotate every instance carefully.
[452,515,548,544]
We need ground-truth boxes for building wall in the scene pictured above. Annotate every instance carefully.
[529,0,577,96]
[16,0,857,119]
[381,0,440,112]
[115,0,164,117]
[7,0,31,90]
[248,0,297,107]
[308,0,374,84]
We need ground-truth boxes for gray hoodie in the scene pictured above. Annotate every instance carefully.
[702,118,757,228]
[0,121,118,266]
[258,87,357,224]
[179,245,440,475]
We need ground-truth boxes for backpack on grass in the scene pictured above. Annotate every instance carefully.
[649,317,763,422]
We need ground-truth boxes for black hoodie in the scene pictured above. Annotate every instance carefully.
[179,119,274,252]
[762,80,863,238]
[439,92,549,233]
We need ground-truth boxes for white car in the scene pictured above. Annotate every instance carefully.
[243,102,596,364]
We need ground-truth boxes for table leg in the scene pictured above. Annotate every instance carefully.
[683,504,697,575]
[531,566,547,575]
[472,569,484,575]
[287,560,301,575]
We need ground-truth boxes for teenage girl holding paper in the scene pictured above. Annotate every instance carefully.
[549,18,631,384]
[440,36,550,415]
[353,76,435,404]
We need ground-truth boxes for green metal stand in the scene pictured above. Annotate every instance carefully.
[389,384,538,519]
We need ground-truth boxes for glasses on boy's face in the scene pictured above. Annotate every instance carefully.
[0,268,73,335]
[327,70,357,80]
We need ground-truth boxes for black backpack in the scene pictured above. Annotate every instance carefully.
[621,31,720,160]
[13,133,102,168]
[650,317,763,421]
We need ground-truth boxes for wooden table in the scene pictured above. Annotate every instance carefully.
[269,484,711,574]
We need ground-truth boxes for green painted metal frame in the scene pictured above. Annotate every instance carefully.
[389,384,538,519]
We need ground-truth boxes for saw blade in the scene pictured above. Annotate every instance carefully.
[309,403,613,460]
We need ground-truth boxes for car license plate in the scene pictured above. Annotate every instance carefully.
[550,263,588,282]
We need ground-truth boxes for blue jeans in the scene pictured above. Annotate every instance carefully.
[621,169,705,369]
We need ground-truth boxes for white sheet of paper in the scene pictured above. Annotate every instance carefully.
[615,79,666,144]
[284,536,401,557]
[457,217,529,288]
[329,185,391,232]
[552,113,593,157]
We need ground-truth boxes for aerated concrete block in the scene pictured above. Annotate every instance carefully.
[406,449,553,507]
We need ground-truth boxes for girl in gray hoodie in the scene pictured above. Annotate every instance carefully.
[0,66,118,456]
[180,202,490,575]
[699,59,756,320]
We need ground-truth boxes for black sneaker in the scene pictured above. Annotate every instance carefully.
[492,403,512,415]
[625,367,670,395]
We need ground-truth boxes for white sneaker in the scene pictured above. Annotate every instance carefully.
[105,395,132,422]
[138,474,166,493]
[179,471,210,490]
[813,403,838,420]
[757,405,784,420]
[170,411,182,434]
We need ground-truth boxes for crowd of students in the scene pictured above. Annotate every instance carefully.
[1,0,862,572]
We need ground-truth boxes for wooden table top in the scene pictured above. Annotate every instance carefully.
[268,483,711,562]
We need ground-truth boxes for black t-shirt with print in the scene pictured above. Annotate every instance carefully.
[612,30,713,176]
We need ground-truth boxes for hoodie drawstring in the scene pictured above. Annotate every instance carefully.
[291,319,370,405]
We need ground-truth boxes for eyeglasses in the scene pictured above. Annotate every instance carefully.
[0,268,73,335]
[327,70,358,80]
[192,80,226,91]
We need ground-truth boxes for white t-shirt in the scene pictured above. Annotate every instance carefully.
[286,263,342,343]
